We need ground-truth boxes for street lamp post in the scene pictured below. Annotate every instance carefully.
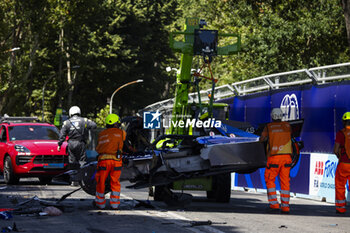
[3,47,20,53]
[3,47,20,88]
[42,65,80,121]
[109,79,144,114]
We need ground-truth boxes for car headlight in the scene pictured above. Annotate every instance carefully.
[14,145,31,153]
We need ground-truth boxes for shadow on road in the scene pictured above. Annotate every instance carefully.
[150,193,349,218]
[0,193,242,233]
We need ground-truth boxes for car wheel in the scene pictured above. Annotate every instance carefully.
[213,173,231,203]
[153,185,165,201]
[39,176,53,185]
[3,156,19,185]
[206,190,215,199]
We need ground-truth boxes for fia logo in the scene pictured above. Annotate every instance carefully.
[143,111,161,129]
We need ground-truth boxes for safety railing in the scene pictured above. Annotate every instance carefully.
[143,62,350,112]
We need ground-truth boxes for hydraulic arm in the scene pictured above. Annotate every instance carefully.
[169,18,241,135]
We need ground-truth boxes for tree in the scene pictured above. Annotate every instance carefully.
[52,0,179,117]
[0,0,52,115]
[176,0,349,88]
[342,0,350,49]
[0,0,179,119]
[0,0,349,119]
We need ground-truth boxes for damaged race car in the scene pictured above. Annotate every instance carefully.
[67,18,304,205]
[70,115,303,205]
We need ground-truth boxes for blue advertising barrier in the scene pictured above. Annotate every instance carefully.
[235,153,310,194]
[309,153,338,202]
[223,80,350,201]
[223,81,350,153]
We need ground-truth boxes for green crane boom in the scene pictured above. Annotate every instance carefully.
[169,18,241,135]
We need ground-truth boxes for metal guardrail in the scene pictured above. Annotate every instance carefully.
[143,62,350,112]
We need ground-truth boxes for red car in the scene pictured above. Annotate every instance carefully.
[0,119,68,184]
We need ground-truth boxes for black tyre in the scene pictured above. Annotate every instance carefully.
[153,185,165,201]
[39,176,53,185]
[291,140,303,168]
[213,173,231,203]
[206,190,215,199]
[3,156,19,185]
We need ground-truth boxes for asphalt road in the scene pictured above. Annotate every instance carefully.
[0,177,349,233]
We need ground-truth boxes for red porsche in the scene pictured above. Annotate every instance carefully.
[0,119,68,184]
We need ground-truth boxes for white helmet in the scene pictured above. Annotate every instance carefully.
[271,108,283,120]
[69,106,81,117]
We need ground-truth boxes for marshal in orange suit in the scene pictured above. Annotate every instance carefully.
[95,114,126,210]
[260,108,292,214]
[333,112,350,214]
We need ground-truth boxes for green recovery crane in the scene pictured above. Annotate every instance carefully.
[154,18,241,202]
[169,18,241,135]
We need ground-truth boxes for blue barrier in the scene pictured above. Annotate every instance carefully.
[224,81,350,202]
[222,80,350,154]
[235,153,310,194]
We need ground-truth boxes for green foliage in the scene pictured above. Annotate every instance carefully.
[176,0,349,88]
[0,0,179,120]
[0,0,349,120]
[95,104,110,127]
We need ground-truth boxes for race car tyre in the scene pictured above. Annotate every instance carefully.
[153,186,165,201]
[291,139,303,168]
[3,156,19,185]
[206,190,215,199]
[213,173,231,203]
[39,176,53,185]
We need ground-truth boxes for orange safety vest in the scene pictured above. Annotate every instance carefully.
[266,121,292,157]
[341,127,350,159]
[96,128,126,162]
